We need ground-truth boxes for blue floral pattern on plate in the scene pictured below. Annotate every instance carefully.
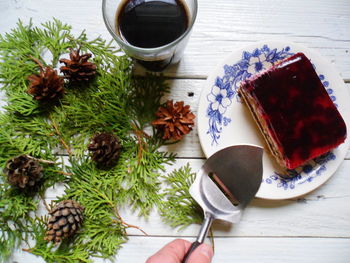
[206,45,293,145]
[263,152,336,190]
[205,44,338,190]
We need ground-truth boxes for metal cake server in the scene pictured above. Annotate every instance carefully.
[182,145,263,263]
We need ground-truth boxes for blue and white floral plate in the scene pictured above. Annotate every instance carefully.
[197,40,350,200]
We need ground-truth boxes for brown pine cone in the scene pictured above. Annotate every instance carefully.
[88,133,122,168]
[27,66,65,102]
[45,200,84,245]
[152,100,195,141]
[3,155,43,190]
[59,49,97,82]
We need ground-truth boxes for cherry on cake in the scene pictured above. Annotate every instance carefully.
[239,52,347,170]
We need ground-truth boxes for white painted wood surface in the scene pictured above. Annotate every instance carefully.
[11,237,350,263]
[1,0,350,262]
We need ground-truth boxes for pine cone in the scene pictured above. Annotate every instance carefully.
[152,100,195,141]
[88,133,122,168]
[27,66,65,102]
[3,155,43,190]
[59,49,97,82]
[45,200,84,244]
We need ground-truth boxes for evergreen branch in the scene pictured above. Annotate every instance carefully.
[0,112,60,164]
[60,158,129,259]
[114,140,175,217]
[0,154,65,261]
[39,193,51,212]
[56,171,73,176]
[0,18,187,263]
[0,179,39,262]
[160,163,203,229]
[25,155,56,165]
[33,18,75,66]
[26,217,92,263]
[130,74,170,128]
[112,207,148,236]
[132,123,150,164]
[29,55,45,70]
[49,114,72,155]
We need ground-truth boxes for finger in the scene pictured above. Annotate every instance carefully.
[187,243,214,263]
[146,239,192,263]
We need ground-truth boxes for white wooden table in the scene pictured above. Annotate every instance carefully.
[1,0,350,262]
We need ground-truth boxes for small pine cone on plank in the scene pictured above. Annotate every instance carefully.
[45,200,84,244]
[27,66,65,102]
[152,100,195,141]
[3,155,43,190]
[88,132,122,168]
[59,49,97,82]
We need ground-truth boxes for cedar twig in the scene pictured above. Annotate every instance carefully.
[112,207,148,236]
[56,170,73,176]
[25,155,56,165]
[29,55,45,70]
[94,183,148,236]
[50,115,72,155]
[88,183,148,235]
[131,123,149,164]
[39,193,51,212]
[135,131,144,164]
[132,123,150,139]
[43,199,50,212]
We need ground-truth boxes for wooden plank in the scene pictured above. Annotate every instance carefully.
[113,237,350,263]
[43,158,350,238]
[11,236,350,263]
[1,0,350,79]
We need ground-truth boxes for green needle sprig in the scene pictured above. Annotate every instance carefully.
[0,18,199,263]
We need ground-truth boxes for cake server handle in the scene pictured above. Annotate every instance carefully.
[182,213,213,263]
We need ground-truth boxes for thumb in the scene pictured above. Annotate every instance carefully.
[187,243,214,263]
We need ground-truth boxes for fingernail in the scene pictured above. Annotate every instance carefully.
[199,244,214,259]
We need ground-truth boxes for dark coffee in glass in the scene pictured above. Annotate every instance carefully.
[102,0,197,71]
[116,0,189,71]
[117,0,189,48]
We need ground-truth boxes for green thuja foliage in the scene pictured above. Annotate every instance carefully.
[29,158,128,262]
[28,216,92,263]
[0,112,66,261]
[160,163,203,229]
[0,18,199,263]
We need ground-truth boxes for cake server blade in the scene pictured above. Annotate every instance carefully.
[182,145,263,263]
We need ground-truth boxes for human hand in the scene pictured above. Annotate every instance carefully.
[146,239,213,263]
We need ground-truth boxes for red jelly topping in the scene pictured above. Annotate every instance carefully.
[241,52,347,169]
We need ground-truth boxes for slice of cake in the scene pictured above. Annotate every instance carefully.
[239,52,347,170]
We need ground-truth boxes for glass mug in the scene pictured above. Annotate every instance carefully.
[102,0,198,71]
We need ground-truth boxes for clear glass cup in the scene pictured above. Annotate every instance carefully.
[102,0,198,71]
